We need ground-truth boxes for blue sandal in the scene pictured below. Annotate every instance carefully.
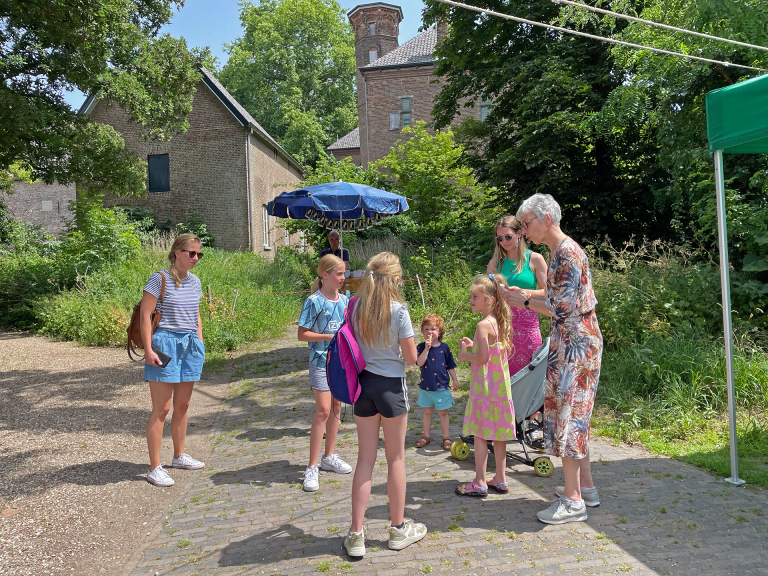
[488,479,509,494]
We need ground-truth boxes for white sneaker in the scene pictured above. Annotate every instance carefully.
[555,486,600,507]
[537,496,588,524]
[171,453,205,470]
[147,465,174,487]
[320,453,352,474]
[303,465,319,492]
[343,529,365,557]
[388,519,427,550]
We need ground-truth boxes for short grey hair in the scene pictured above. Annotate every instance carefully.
[328,230,340,239]
[516,194,562,226]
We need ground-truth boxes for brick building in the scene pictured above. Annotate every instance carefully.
[327,2,488,167]
[3,180,75,237]
[79,67,303,256]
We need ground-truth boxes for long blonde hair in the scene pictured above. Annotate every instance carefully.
[488,215,527,277]
[311,254,345,293]
[168,233,202,288]
[353,252,403,348]
[471,274,513,352]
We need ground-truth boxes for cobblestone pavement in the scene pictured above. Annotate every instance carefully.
[128,337,768,576]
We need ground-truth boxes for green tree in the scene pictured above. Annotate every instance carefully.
[218,0,356,165]
[373,121,485,240]
[423,0,673,245]
[1,0,206,196]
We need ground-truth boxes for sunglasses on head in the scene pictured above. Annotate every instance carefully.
[496,234,517,243]
[180,249,204,259]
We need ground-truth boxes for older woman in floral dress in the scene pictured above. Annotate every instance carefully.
[504,193,603,525]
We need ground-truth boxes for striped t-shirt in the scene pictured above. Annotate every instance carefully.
[143,269,203,332]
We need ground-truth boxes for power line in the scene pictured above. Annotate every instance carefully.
[431,0,767,72]
[552,0,768,53]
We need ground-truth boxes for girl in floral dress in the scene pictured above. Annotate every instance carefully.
[507,194,603,524]
[487,215,548,375]
[455,274,515,498]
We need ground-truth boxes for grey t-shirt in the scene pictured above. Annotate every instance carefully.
[353,301,414,378]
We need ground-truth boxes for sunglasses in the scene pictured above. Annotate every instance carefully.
[180,249,204,259]
[496,234,517,243]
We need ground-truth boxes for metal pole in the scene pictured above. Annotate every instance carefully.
[715,149,745,486]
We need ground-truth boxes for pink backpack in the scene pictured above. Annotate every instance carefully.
[326,296,366,405]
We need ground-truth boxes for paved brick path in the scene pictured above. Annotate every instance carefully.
[129,338,768,576]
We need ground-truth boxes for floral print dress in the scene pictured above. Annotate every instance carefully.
[462,319,516,442]
[543,237,602,459]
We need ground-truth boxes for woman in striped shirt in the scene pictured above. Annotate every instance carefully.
[140,233,206,487]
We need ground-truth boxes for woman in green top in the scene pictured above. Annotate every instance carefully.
[487,215,548,374]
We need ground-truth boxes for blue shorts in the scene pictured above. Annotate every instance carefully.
[417,389,454,411]
[144,329,205,383]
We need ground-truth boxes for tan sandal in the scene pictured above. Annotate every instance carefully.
[415,435,431,448]
[443,437,452,450]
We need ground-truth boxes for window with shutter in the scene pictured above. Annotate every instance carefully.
[402,112,411,128]
[147,154,170,192]
[389,112,400,130]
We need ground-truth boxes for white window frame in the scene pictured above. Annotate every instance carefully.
[368,48,378,63]
[262,205,271,250]
[369,22,375,36]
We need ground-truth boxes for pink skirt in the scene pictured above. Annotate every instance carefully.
[508,306,542,375]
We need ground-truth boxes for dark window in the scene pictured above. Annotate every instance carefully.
[401,98,411,112]
[148,154,170,192]
[402,112,411,128]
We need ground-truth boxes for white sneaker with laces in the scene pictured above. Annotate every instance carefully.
[147,465,174,487]
[320,453,352,474]
[537,496,588,524]
[555,485,600,507]
[303,465,319,492]
[171,453,205,470]
[343,529,365,557]
[388,519,427,550]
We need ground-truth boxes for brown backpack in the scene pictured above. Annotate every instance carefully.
[127,271,166,361]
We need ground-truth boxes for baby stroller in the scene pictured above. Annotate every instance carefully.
[450,337,554,477]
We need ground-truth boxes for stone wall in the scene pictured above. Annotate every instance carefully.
[4,180,75,237]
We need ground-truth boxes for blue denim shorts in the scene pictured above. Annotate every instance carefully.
[144,329,205,383]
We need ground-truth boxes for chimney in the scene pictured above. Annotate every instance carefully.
[436,21,449,46]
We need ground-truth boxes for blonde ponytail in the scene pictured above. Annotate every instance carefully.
[168,233,202,288]
[311,254,345,293]
[354,252,403,348]
[470,274,513,352]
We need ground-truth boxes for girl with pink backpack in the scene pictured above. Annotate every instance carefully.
[343,252,427,558]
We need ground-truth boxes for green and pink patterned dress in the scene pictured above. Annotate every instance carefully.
[462,319,516,441]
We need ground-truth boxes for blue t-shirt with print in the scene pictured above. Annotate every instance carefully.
[417,341,457,391]
[298,291,348,368]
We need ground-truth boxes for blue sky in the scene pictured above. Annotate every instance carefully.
[63,0,428,109]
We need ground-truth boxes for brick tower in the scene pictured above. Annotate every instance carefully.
[348,3,403,165]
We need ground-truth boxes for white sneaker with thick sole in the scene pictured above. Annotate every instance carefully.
[388,519,427,550]
[320,453,352,474]
[343,529,365,557]
[555,486,600,507]
[303,465,319,492]
[537,497,588,524]
[171,453,204,470]
[147,465,174,487]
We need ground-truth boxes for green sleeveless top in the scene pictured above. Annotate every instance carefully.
[497,250,537,290]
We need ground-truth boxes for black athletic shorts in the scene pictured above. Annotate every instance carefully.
[354,370,410,418]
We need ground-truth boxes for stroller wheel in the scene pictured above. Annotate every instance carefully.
[533,457,554,477]
[450,440,461,458]
[454,442,471,461]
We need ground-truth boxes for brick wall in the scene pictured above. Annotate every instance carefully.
[328,149,362,166]
[360,65,483,166]
[4,180,75,237]
[90,80,302,257]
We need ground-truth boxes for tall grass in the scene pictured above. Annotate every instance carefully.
[34,246,313,352]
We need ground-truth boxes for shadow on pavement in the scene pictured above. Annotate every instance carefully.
[209,459,306,486]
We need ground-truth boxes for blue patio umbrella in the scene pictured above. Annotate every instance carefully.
[267,181,409,245]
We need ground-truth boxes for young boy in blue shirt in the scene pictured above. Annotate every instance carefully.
[414,313,459,451]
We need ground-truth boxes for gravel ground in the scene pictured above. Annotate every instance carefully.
[0,329,235,576]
